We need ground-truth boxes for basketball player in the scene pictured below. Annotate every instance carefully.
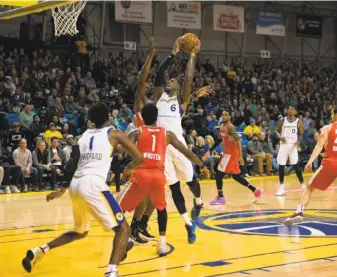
[275,105,305,196]
[284,106,337,224]
[129,37,157,244]
[131,37,210,244]
[154,37,203,243]
[118,103,203,256]
[21,103,144,277]
[206,111,262,204]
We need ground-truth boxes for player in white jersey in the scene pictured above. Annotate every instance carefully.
[275,105,305,196]
[154,37,211,244]
[21,103,144,277]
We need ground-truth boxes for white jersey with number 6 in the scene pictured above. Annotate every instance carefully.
[156,92,184,138]
[74,126,114,179]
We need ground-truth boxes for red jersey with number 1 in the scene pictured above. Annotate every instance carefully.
[137,126,167,170]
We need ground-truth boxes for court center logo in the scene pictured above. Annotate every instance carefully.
[197,209,337,237]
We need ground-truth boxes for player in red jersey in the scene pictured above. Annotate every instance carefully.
[128,38,157,244]
[285,106,337,224]
[118,103,203,256]
[205,111,262,205]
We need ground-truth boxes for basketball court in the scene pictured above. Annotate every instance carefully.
[1,174,337,277]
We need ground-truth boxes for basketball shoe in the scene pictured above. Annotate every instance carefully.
[284,212,303,225]
[185,221,196,244]
[253,188,263,203]
[138,222,155,241]
[104,272,120,277]
[157,241,167,257]
[22,247,45,273]
[275,184,285,196]
[210,196,226,205]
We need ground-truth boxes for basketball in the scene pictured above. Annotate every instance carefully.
[180,33,200,53]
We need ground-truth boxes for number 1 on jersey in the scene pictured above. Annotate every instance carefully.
[89,136,94,150]
[151,135,156,152]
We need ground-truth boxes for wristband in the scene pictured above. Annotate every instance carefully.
[191,53,196,57]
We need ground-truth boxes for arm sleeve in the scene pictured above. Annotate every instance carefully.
[209,138,222,152]
[61,145,80,188]
[154,54,175,87]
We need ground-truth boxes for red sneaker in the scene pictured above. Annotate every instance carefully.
[253,188,262,203]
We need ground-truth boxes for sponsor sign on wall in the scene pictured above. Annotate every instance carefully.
[296,14,322,39]
[256,11,285,36]
[167,1,201,29]
[115,1,152,24]
[213,5,245,33]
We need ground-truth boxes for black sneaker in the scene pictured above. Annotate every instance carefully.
[138,226,156,241]
[130,228,148,244]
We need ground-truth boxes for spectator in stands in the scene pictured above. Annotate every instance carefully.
[243,119,261,138]
[118,103,132,123]
[258,132,276,173]
[194,108,209,137]
[63,135,74,161]
[12,138,38,192]
[247,133,272,176]
[30,115,46,140]
[49,136,67,171]
[18,103,35,147]
[0,152,21,194]
[4,76,15,96]
[186,129,197,145]
[32,139,51,191]
[303,111,312,129]
[64,95,83,114]
[8,121,24,150]
[83,71,96,89]
[193,136,215,179]
[44,122,62,145]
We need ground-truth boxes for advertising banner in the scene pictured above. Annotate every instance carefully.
[167,1,201,29]
[115,1,152,24]
[296,14,322,38]
[256,11,285,36]
[213,4,245,33]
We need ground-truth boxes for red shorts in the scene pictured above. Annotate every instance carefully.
[309,160,337,191]
[119,169,166,211]
[217,153,240,174]
[134,112,144,127]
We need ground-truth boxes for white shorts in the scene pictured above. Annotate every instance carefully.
[69,175,125,234]
[164,138,194,185]
[277,143,298,166]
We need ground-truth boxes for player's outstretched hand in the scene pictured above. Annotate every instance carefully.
[304,162,312,172]
[195,86,212,98]
[172,37,182,55]
[148,37,156,56]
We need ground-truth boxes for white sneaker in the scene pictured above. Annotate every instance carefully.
[0,188,4,194]
[301,183,306,190]
[104,272,120,277]
[156,241,167,257]
[275,185,285,196]
[5,186,11,194]
[22,247,45,273]
[10,185,20,193]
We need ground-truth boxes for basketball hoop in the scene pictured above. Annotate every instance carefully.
[51,0,88,36]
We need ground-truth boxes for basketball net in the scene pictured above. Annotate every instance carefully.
[52,0,88,36]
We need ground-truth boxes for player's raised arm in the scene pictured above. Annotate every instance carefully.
[135,38,156,111]
[154,37,181,103]
[180,43,200,112]
[306,125,329,169]
[109,130,144,169]
[166,130,203,166]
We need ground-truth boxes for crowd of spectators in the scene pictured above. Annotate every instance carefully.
[0,41,334,193]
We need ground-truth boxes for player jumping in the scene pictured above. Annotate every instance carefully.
[118,103,203,256]
[21,103,144,277]
[206,111,262,204]
[284,106,337,224]
[275,105,305,196]
[154,37,204,243]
